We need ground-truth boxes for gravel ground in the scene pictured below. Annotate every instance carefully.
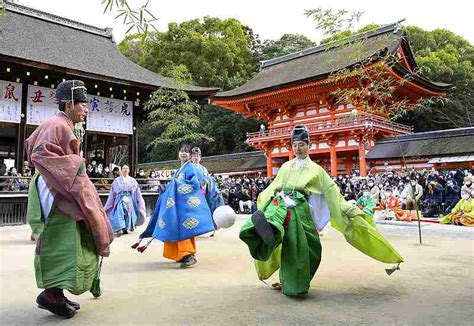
[1,217,473,326]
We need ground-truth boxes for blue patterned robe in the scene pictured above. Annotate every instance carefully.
[104,176,146,232]
[140,161,216,242]
[194,163,225,214]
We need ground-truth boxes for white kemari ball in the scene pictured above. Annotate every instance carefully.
[213,205,236,229]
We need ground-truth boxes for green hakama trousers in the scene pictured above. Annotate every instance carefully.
[240,191,322,296]
[28,175,99,295]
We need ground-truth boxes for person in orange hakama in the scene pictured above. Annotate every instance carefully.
[133,145,216,268]
[375,186,411,221]
[163,237,197,263]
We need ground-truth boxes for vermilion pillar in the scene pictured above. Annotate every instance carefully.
[266,151,273,177]
[329,144,337,176]
[359,143,367,176]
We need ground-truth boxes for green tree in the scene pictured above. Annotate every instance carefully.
[142,87,213,161]
[196,105,261,155]
[120,16,259,90]
[119,17,263,162]
[118,33,144,64]
[397,26,474,130]
[260,33,315,61]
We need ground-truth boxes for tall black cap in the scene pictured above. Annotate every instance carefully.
[291,125,310,144]
[56,80,88,103]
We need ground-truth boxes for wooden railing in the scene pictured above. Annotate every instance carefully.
[247,113,413,141]
[0,176,160,226]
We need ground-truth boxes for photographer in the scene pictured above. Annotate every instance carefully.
[239,184,253,214]
[228,182,240,213]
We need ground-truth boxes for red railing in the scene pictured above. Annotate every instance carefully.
[247,113,413,141]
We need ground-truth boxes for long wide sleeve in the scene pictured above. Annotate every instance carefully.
[104,180,117,213]
[133,180,146,226]
[26,117,113,257]
[313,166,403,264]
[255,158,403,264]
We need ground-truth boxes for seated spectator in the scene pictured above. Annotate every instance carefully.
[367,178,380,204]
[147,170,161,192]
[397,180,409,209]
[94,150,105,166]
[355,185,376,217]
[440,188,473,226]
[405,178,423,214]
[103,166,112,178]
[374,186,411,221]
[136,168,148,191]
[86,163,94,177]
[96,163,105,178]
[453,169,465,188]
[342,185,356,204]
[97,165,112,190]
[221,187,230,205]
[89,160,99,178]
[443,178,461,214]
[23,165,32,178]
[6,167,26,191]
[461,175,474,199]
[422,175,444,217]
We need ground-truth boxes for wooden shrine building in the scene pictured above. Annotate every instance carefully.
[0,2,217,173]
[366,127,474,172]
[212,23,450,177]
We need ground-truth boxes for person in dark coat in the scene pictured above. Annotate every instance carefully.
[422,175,444,217]
[443,178,461,214]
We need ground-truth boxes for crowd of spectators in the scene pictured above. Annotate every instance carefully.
[3,152,473,221]
[215,172,271,214]
[0,159,32,191]
[84,164,166,193]
[213,168,473,218]
[334,168,474,218]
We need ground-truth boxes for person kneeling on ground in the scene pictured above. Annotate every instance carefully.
[440,179,474,226]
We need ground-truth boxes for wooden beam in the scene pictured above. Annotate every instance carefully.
[16,83,28,172]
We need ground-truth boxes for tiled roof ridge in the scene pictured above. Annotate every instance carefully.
[138,151,264,167]
[379,126,474,143]
[261,19,405,69]
[5,1,113,39]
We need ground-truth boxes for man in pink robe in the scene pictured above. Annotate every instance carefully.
[26,80,113,318]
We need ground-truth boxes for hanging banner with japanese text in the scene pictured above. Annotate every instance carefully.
[27,85,58,125]
[0,80,22,124]
[156,169,175,181]
[86,96,133,135]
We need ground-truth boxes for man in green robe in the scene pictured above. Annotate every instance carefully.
[26,81,113,318]
[240,125,403,297]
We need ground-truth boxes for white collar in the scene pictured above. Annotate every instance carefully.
[294,157,309,170]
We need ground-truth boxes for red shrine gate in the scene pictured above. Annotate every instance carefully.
[213,24,448,177]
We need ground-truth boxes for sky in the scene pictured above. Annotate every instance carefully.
[14,0,474,44]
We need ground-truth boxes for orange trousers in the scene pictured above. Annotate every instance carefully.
[163,238,196,262]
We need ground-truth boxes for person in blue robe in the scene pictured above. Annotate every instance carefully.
[132,145,216,268]
[104,165,146,236]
